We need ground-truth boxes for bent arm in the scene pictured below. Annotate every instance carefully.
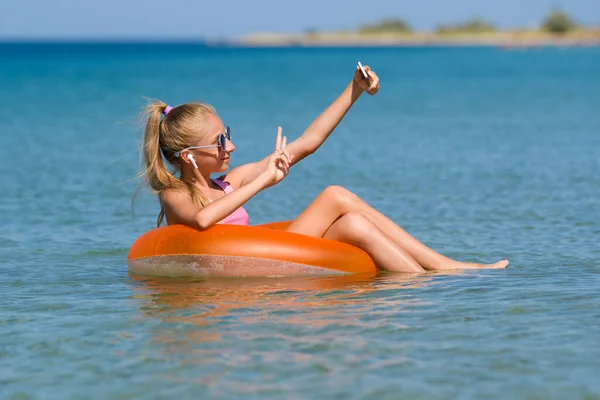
[227,80,365,189]
[162,176,268,230]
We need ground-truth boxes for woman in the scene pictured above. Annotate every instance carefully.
[138,64,509,273]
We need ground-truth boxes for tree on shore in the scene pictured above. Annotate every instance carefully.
[541,10,579,34]
[359,18,412,34]
[436,18,497,34]
[303,27,319,37]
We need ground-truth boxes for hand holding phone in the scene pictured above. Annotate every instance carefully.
[357,61,371,86]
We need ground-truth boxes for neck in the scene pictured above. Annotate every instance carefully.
[180,167,214,189]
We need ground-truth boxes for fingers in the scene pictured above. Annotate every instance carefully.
[283,148,292,165]
[280,135,293,165]
[277,150,290,170]
[367,77,380,94]
[367,70,377,84]
[271,142,291,169]
[355,64,378,92]
[361,65,371,87]
[366,70,380,94]
[273,153,290,175]
[356,63,380,94]
[274,134,292,165]
[275,126,282,151]
[269,128,293,181]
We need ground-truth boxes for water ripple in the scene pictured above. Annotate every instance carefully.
[2,46,600,399]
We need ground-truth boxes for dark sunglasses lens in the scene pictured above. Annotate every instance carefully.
[219,134,227,151]
[225,126,231,140]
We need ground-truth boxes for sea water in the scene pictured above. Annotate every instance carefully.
[1,43,600,399]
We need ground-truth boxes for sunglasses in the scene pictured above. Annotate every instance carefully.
[174,126,231,157]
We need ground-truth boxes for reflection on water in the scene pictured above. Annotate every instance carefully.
[125,271,483,393]
[128,271,459,345]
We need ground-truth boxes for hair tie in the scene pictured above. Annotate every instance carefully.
[163,105,173,115]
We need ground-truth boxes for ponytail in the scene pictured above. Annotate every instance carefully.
[134,100,213,227]
[142,102,181,194]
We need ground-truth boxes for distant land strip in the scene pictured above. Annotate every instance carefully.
[231,30,600,48]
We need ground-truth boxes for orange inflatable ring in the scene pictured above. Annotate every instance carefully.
[127,221,377,278]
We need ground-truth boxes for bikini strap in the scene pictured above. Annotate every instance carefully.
[211,178,233,194]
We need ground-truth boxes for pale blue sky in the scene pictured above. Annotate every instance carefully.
[1,0,598,39]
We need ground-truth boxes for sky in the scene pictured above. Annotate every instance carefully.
[0,0,598,39]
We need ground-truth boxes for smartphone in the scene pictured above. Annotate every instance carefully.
[357,61,370,85]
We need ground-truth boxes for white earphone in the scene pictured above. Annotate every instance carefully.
[187,154,199,169]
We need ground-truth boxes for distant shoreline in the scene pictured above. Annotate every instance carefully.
[0,30,599,48]
[235,30,600,48]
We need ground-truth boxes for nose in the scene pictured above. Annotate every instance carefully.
[226,138,235,153]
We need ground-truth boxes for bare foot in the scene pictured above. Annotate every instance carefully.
[456,259,509,270]
[423,259,509,271]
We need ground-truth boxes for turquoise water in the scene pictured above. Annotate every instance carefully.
[2,43,600,398]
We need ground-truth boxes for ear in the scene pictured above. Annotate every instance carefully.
[180,150,191,165]
[186,153,199,169]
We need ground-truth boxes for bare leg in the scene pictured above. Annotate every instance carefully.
[285,193,424,273]
[289,186,508,271]
[323,213,425,273]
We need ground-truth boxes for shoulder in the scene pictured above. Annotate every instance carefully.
[161,188,193,208]
[160,188,203,227]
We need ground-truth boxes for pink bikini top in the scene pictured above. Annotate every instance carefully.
[211,178,250,226]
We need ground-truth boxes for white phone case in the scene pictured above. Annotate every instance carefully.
[357,61,369,80]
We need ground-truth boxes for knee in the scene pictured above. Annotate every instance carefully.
[336,212,373,242]
[320,185,358,212]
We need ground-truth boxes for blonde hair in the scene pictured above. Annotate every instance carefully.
[138,100,217,227]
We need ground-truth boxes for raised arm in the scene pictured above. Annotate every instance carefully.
[227,64,380,189]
